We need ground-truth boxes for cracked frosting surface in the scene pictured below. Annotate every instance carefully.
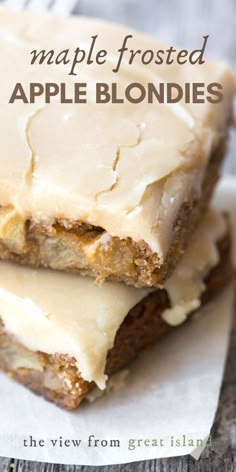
[0,7,235,256]
[0,209,225,388]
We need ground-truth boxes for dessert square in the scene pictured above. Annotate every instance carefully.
[0,8,235,286]
[0,210,233,409]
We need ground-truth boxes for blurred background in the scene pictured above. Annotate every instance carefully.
[1,0,235,173]
[74,0,236,64]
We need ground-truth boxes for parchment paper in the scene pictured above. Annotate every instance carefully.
[0,176,235,465]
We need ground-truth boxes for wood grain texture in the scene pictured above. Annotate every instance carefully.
[0,0,236,471]
[0,458,12,472]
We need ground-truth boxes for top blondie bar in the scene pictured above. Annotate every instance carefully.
[0,7,235,287]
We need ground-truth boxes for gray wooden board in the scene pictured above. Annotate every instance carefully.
[0,0,236,470]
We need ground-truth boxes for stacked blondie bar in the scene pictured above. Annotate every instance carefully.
[0,7,235,409]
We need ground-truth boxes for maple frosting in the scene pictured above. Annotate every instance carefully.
[0,7,235,257]
[0,209,226,388]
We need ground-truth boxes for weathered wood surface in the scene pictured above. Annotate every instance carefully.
[0,0,235,470]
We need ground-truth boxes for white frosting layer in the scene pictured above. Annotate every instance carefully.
[162,210,226,325]
[0,209,225,388]
[0,7,235,257]
[0,265,149,389]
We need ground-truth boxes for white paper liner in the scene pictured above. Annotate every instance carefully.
[0,176,235,465]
